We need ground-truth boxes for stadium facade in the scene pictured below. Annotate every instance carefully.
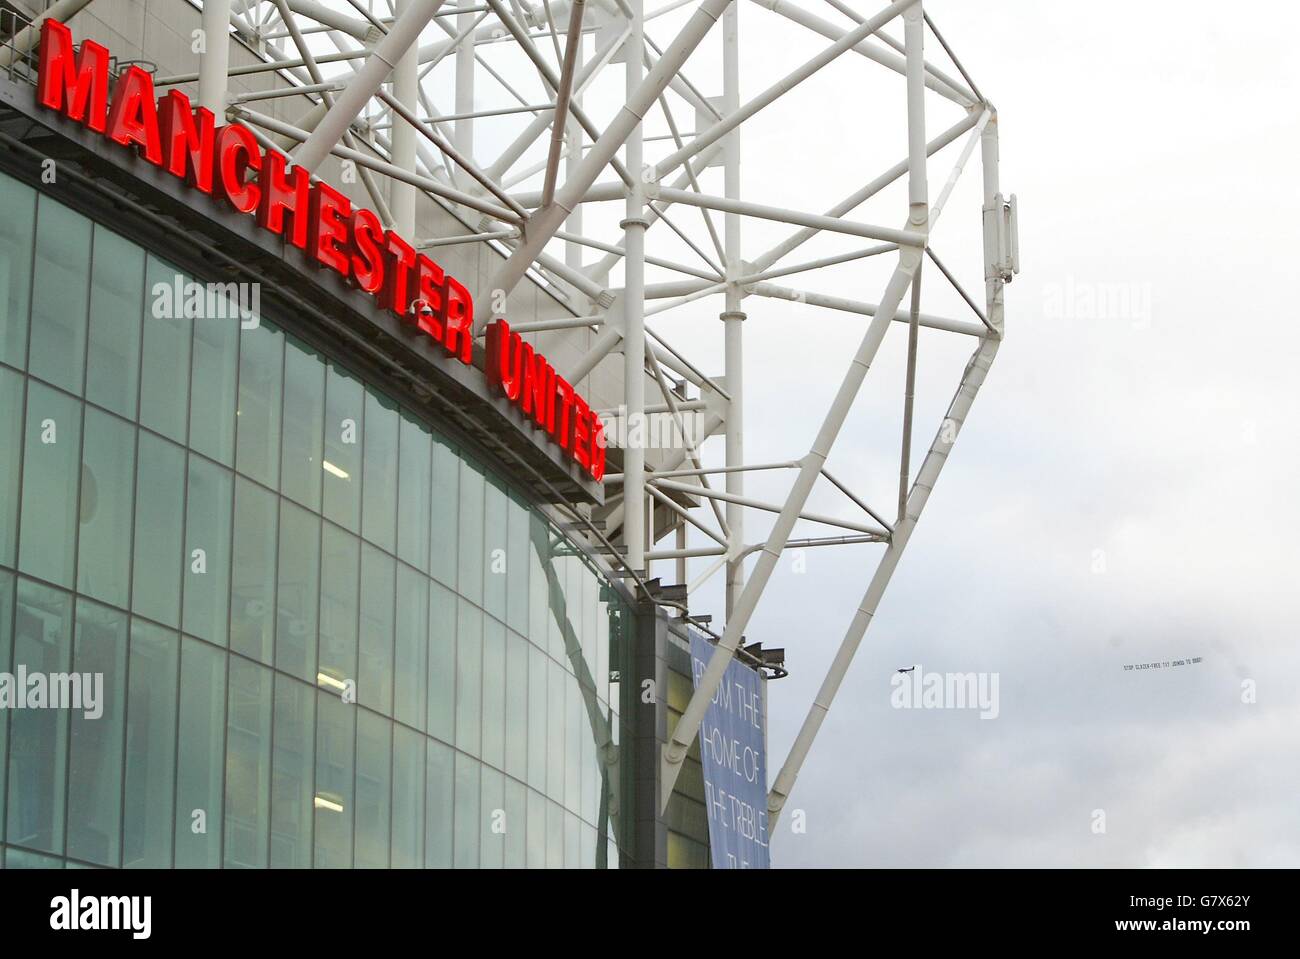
[0,0,1009,871]
[0,0,742,869]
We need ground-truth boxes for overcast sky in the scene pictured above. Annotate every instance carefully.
[351,0,1300,867]
[564,0,1300,867]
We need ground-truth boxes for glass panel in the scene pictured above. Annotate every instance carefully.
[314,690,355,868]
[270,674,314,868]
[354,710,391,868]
[360,390,398,553]
[235,321,284,489]
[18,380,82,588]
[424,739,453,868]
[66,600,127,867]
[483,474,507,621]
[5,579,73,853]
[504,777,526,868]
[131,431,185,627]
[526,788,545,868]
[322,364,363,532]
[506,491,530,635]
[480,765,504,868]
[394,563,427,731]
[122,615,179,862]
[505,630,528,782]
[456,458,484,603]
[122,620,179,868]
[481,616,505,771]
[565,810,580,868]
[454,599,481,754]
[230,477,277,664]
[276,500,320,682]
[528,512,549,650]
[0,173,35,368]
[358,544,394,715]
[582,823,595,870]
[597,588,612,708]
[391,724,424,868]
[175,636,226,868]
[0,368,22,567]
[4,848,63,868]
[396,413,431,572]
[139,256,192,444]
[76,407,135,608]
[0,570,12,843]
[526,644,547,792]
[566,676,582,813]
[188,292,240,465]
[427,580,455,743]
[225,657,272,868]
[85,225,144,419]
[28,197,91,393]
[318,522,359,695]
[280,338,325,511]
[546,798,563,867]
[429,434,458,587]
[182,455,232,645]
[547,659,565,803]
[452,752,479,868]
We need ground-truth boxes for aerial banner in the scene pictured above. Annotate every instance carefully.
[689,632,771,869]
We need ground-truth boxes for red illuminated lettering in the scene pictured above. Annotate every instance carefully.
[590,418,607,482]
[36,20,109,132]
[521,349,554,432]
[348,209,385,294]
[486,319,524,402]
[309,181,351,276]
[443,276,473,365]
[158,91,214,193]
[552,377,575,452]
[571,395,592,470]
[214,124,261,213]
[413,255,446,341]
[381,231,417,318]
[105,66,162,165]
[256,149,310,249]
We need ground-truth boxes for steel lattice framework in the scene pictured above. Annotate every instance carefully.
[4,0,1016,823]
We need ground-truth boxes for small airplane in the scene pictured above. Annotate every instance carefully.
[896,665,918,674]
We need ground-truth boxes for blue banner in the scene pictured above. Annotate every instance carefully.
[689,632,771,869]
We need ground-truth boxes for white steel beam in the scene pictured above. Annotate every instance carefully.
[659,0,933,813]
[477,0,736,323]
[296,0,447,172]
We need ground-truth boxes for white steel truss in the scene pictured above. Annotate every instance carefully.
[16,0,1017,826]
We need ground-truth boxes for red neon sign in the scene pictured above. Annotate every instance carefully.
[37,19,605,483]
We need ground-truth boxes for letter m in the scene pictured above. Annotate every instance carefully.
[37,20,110,132]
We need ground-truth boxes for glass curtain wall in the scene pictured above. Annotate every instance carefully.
[0,170,630,869]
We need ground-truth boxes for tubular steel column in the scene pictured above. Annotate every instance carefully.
[478,0,735,317]
[199,0,232,115]
[721,2,746,616]
[658,0,928,813]
[297,0,446,172]
[566,30,586,273]
[622,0,648,574]
[767,8,1007,825]
[391,0,419,236]
[454,6,476,192]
